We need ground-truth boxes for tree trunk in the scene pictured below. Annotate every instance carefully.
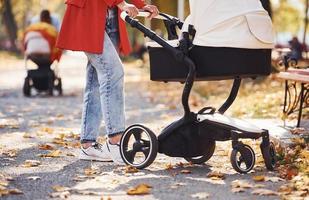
[1,0,19,52]
[303,0,308,44]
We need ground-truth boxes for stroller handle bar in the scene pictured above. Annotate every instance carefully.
[120,10,196,119]
[120,10,174,21]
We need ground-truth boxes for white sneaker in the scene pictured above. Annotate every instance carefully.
[106,141,125,165]
[79,142,112,162]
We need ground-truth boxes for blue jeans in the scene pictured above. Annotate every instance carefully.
[81,8,124,143]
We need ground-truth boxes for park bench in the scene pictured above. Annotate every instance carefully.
[276,57,309,127]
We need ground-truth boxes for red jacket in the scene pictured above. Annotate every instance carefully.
[56,0,145,55]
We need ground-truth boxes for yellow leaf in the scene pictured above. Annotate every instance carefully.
[39,150,61,158]
[165,163,173,170]
[0,180,9,187]
[49,191,70,199]
[180,169,191,174]
[40,127,54,134]
[38,144,54,150]
[0,188,9,197]
[231,180,253,189]
[52,185,70,192]
[9,188,23,195]
[66,153,75,157]
[21,160,41,168]
[127,184,152,195]
[2,149,18,157]
[206,171,225,180]
[253,175,265,182]
[125,166,139,173]
[23,133,33,138]
[84,167,100,176]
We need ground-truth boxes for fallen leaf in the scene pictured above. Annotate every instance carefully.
[23,133,33,138]
[0,180,9,187]
[180,169,191,174]
[127,184,152,195]
[84,167,100,176]
[206,171,225,180]
[231,180,253,189]
[52,185,70,192]
[253,175,265,182]
[38,144,54,150]
[66,153,75,157]
[165,163,173,170]
[0,187,9,197]
[2,149,18,157]
[8,188,23,195]
[21,160,41,168]
[191,192,210,199]
[252,189,278,196]
[49,191,70,199]
[40,127,54,134]
[254,184,265,188]
[39,150,61,158]
[125,166,139,173]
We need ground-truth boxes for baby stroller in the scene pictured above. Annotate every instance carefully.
[119,11,276,174]
[23,31,62,97]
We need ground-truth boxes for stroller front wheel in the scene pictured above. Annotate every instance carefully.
[261,142,276,170]
[230,144,255,174]
[120,124,158,169]
[23,77,31,97]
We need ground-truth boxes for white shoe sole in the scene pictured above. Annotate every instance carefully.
[79,154,112,162]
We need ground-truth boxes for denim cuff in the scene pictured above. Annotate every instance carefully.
[108,131,123,138]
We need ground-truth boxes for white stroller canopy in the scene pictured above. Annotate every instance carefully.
[24,31,50,55]
[183,0,275,49]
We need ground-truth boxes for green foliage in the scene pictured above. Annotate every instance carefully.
[273,0,303,34]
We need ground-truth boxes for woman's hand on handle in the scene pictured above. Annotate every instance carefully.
[117,1,139,18]
[142,5,159,19]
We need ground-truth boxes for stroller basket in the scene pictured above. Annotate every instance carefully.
[147,41,272,82]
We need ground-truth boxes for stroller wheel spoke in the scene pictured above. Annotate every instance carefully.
[126,149,137,163]
[140,139,150,147]
[133,129,142,141]
[141,147,150,157]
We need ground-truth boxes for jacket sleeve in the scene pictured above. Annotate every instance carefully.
[130,0,146,9]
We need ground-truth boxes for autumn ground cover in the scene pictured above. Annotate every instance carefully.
[0,52,308,199]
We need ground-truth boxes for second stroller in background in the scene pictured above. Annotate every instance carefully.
[23,10,62,97]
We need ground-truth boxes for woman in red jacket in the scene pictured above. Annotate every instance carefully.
[56,0,158,164]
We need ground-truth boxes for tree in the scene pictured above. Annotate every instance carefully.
[1,0,18,52]
[273,0,302,35]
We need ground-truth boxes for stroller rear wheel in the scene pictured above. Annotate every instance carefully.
[23,77,31,97]
[261,142,276,170]
[185,140,215,164]
[230,144,255,174]
[120,124,158,169]
[55,78,63,96]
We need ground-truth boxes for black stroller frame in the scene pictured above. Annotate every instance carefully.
[119,11,276,173]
